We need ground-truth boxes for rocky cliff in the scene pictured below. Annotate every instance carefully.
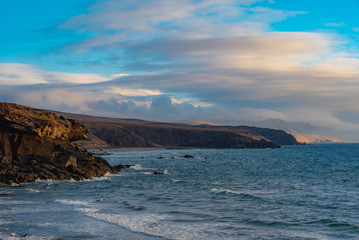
[0,102,117,184]
[52,112,284,149]
[225,126,298,146]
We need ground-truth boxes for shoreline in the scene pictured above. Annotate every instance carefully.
[87,146,287,153]
[88,147,167,152]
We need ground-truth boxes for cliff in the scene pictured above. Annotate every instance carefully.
[227,126,298,146]
[84,122,279,149]
[51,112,287,149]
[0,102,117,184]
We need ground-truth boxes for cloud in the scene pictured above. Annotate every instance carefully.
[333,111,359,125]
[59,0,304,52]
[104,87,162,97]
[87,95,205,120]
[324,22,346,27]
[2,0,359,141]
[0,63,114,85]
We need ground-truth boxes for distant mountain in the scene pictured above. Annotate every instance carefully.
[51,112,298,149]
[241,118,343,144]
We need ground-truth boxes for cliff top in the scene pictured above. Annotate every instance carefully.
[0,102,87,141]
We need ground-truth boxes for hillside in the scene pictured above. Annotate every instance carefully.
[51,112,298,149]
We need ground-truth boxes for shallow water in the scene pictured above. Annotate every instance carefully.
[1,144,359,239]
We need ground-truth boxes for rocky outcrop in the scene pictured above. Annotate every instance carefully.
[0,102,117,184]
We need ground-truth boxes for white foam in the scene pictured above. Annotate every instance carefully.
[130,165,145,170]
[164,170,169,175]
[210,188,242,195]
[35,172,118,184]
[210,188,225,194]
[28,188,41,193]
[171,178,184,183]
[35,178,58,184]
[212,182,224,186]
[86,212,168,238]
[75,207,99,214]
[84,172,119,181]
[84,211,233,240]
[55,199,90,206]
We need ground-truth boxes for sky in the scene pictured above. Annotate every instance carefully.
[1,0,359,141]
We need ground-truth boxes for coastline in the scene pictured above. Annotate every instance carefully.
[87,145,287,153]
[88,147,167,152]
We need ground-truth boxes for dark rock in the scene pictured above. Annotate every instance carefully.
[184,154,195,159]
[0,102,117,184]
[154,171,164,175]
[113,164,134,172]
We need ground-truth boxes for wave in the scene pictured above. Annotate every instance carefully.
[55,199,91,207]
[130,164,145,170]
[75,207,99,214]
[244,219,291,227]
[85,212,169,238]
[210,188,242,195]
[171,178,184,183]
[0,232,51,240]
[27,188,41,193]
[34,172,119,184]
[212,182,224,186]
[84,172,119,181]
[210,188,262,200]
[84,211,232,240]
[130,164,155,171]
[139,169,169,175]
[119,200,146,211]
[305,219,359,230]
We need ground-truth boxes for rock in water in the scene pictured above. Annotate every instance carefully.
[0,102,117,184]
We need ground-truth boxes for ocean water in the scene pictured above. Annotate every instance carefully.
[1,144,359,240]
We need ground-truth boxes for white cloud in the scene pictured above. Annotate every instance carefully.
[60,0,304,49]
[324,22,346,27]
[0,63,127,86]
[0,64,48,85]
[104,87,162,96]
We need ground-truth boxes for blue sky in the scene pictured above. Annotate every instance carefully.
[1,0,359,141]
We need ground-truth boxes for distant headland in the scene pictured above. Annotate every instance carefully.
[0,102,298,184]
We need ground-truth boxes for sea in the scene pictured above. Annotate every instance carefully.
[1,144,359,240]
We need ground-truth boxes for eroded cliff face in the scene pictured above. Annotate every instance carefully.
[0,102,116,184]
